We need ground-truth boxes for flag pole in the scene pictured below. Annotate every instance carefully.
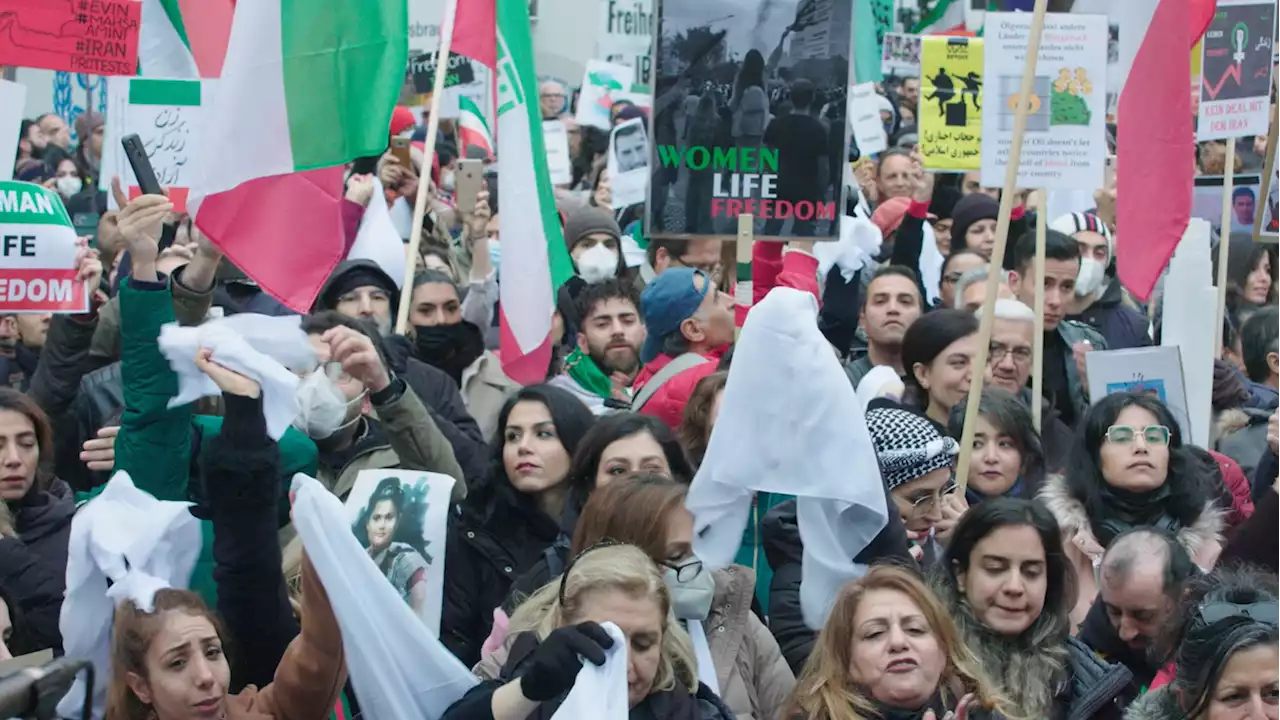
[1031,189,1046,433]
[735,214,754,341]
[396,0,460,335]
[955,0,1049,492]
[1212,137,1236,356]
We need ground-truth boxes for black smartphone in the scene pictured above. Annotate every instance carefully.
[121,133,163,196]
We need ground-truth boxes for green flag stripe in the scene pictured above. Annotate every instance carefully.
[911,0,957,33]
[159,0,192,49]
[280,0,408,170]
[737,261,751,282]
[0,186,74,226]
[129,78,202,106]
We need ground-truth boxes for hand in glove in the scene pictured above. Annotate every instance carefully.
[519,622,614,702]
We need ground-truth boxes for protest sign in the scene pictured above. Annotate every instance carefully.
[409,51,476,94]
[101,78,209,213]
[345,470,454,636]
[919,36,983,172]
[1192,174,1263,234]
[0,80,26,182]
[1197,0,1274,140]
[648,0,848,239]
[597,0,653,85]
[0,0,140,75]
[848,83,888,156]
[1086,346,1191,443]
[575,60,649,131]
[543,120,573,185]
[1257,122,1278,240]
[881,33,922,77]
[0,182,88,314]
[979,12,1108,190]
[608,117,649,207]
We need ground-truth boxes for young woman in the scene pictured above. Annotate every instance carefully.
[353,477,430,616]
[902,310,980,430]
[938,250,987,311]
[1039,392,1226,626]
[443,543,735,719]
[937,499,1132,719]
[781,565,1010,720]
[440,385,596,667]
[1125,567,1278,720]
[946,388,1046,504]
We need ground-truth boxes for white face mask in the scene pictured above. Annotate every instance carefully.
[440,170,456,192]
[664,561,716,621]
[1075,257,1106,297]
[55,176,82,198]
[293,366,363,439]
[576,243,619,284]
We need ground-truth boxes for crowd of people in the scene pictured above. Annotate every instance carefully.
[1,24,1278,720]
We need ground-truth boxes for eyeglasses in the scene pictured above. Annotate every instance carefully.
[941,272,965,286]
[673,258,723,282]
[664,557,704,582]
[1197,600,1279,627]
[908,477,958,517]
[1104,425,1171,446]
[989,342,1033,365]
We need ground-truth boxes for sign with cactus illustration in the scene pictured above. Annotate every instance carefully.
[979,11,1108,190]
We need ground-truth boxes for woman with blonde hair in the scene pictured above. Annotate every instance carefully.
[443,543,735,719]
[783,565,1012,720]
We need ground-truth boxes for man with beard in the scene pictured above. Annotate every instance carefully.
[0,313,50,390]
[844,266,922,389]
[549,280,645,415]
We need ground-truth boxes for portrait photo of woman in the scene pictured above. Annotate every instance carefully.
[352,476,434,619]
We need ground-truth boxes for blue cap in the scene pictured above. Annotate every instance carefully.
[640,268,710,363]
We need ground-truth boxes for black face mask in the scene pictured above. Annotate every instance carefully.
[412,322,484,382]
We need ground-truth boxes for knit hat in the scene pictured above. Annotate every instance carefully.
[389,106,416,137]
[950,193,1000,249]
[930,186,961,221]
[1049,212,1114,263]
[74,111,105,141]
[865,404,959,490]
[871,196,912,239]
[563,205,622,252]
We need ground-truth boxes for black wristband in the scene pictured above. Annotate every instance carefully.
[369,374,405,406]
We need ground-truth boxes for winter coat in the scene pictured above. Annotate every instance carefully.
[1038,474,1226,630]
[1219,484,1277,573]
[1068,280,1151,351]
[761,497,913,675]
[67,361,122,491]
[0,479,76,654]
[633,351,722,430]
[1205,448,1254,529]
[698,566,795,720]
[1019,388,1076,475]
[1121,685,1182,720]
[1061,636,1133,720]
[1214,406,1274,484]
[1057,320,1108,423]
[459,350,522,443]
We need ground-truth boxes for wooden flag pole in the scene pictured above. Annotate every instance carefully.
[395,0,459,335]
[955,0,1049,492]
[735,214,754,340]
[1031,190,1047,433]
[1212,137,1237,356]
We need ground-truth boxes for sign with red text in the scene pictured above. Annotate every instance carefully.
[0,182,88,314]
[1197,0,1274,140]
[0,0,140,76]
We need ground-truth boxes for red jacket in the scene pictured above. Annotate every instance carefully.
[1208,449,1254,529]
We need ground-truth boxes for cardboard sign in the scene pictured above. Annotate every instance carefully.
[344,470,455,636]
[409,51,476,94]
[0,182,88,314]
[101,78,209,212]
[881,33,922,77]
[919,36,983,172]
[979,12,1108,190]
[597,0,653,85]
[543,120,573,186]
[608,117,649,207]
[1191,174,1263,235]
[848,83,888,156]
[1197,0,1275,141]
[574,60,648,131]
[0,80,26,182]
[0,0,140,75]
[1086,346,1191,442]
[1257,121,1278,240]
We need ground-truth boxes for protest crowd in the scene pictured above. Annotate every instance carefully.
[0,0,1278,719]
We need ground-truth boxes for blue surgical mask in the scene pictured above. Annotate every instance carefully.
[487,238,501,269]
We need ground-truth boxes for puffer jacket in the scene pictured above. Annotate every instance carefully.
[1068,279,1151,351]
[698,566,795,720]
[1061,636,1133,720]
[1214,406,1274,484]
[632,350,723,429]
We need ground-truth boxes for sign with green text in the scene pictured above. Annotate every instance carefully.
[0,182,88,313]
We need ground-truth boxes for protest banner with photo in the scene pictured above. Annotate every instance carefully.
[0,80,26,182]
[0,182,89,314]
[0,0,140,75]
[344,470,455,636]
[979,12,1108,190]
[919,36,983,172]
[1086,346,1191,443]
[543,119,573,185]
[1192,174,1263,234]
[1196,0,1274,140]
[880,32,922,77]
[1257,121,1278,240]
[575,60,650,131]
[848,82,888,156]
[409,51,477,93]
[647,0,849,239]
[597,0,654,85]
[101,78,209,213]
[607,117,649,207]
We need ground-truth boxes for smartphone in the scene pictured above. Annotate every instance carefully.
[121,134,163,196]
[389,137,413,169]
[455,159,484,213]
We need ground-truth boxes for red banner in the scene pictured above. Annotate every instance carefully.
[0,0,140,76]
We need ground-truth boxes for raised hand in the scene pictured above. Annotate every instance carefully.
[194,348,261,398]
[322,326,390,394]
[80,425,119,472]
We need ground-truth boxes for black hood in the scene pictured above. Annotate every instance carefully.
[313,259,401,314]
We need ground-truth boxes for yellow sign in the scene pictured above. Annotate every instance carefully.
[919,36,984,171]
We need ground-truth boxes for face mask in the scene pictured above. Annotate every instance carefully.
[576,243,619,284]
[664,562,716,621]
[55,176,82,198]
[293,366,363,439]
[488,239,501,269]
[412,321,484,375]
[440,170,456,192]
[1075,257,1106,297]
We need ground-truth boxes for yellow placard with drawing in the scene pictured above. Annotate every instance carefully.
[919,36,984,171]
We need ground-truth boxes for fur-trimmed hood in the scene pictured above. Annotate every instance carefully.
[1122,686,1180,720]
[1212,406,1268,447]
[1037,473,1226,557]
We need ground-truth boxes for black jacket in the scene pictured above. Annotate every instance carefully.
[67,362,124,492]
[761,495,913,675]
[1067,280,1151,351]
[1060,636,1132,720]
[0,479,77,654]
[28,314,110,492]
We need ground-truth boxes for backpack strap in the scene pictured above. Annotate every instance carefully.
[631,353,712,413]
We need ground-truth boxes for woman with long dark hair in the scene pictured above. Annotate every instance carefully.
[902,309,980,430]
[353,477,430,616]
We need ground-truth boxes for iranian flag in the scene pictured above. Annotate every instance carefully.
[138,0,235,78]
[188,0,407,312]
[456,0,574,383]
[911,0,966,34]
[458,95,494,158]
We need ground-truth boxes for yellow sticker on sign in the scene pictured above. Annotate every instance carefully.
[919,36,984,172]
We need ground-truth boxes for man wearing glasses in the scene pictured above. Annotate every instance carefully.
[539,80,567,120]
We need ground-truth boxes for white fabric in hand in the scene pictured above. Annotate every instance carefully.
[551,622,629,720]
[815,216,883,282]
[349,176,408,289]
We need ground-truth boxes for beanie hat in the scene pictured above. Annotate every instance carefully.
[950,193,1000,249]
[563,205,622,252]
[871,196,912,239]
[930,186,961,221]
[74,111,105,141]
[1049,212,1114,263]
[319,264,399,311]
[865,405,959,490]
[389,106,416,137]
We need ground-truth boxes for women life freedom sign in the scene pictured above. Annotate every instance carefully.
[0,182,88,314]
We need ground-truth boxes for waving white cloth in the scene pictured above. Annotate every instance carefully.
[349,177,408,289]
[292,473,477,720]
[685,287,889,630]
[551,622,629,720]
[816,216,883,282]
[57,472,203,720]
[158,314,316,440]
[919,222,944,306]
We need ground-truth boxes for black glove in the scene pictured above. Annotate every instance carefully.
[518,622,614,702]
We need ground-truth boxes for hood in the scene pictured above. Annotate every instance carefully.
[710,564,754,617]
[313,258,401,313]
[1246,380,1279,411]
[1122,686,1181,720]
[13,479,75,545]
[760,499,801,568]
[1213,407,1267,446]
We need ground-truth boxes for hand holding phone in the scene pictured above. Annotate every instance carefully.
[121,133,164,196]
[455,159,484,214]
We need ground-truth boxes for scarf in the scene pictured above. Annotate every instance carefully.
[1093,483,1178,547]
[562,347,622,401]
